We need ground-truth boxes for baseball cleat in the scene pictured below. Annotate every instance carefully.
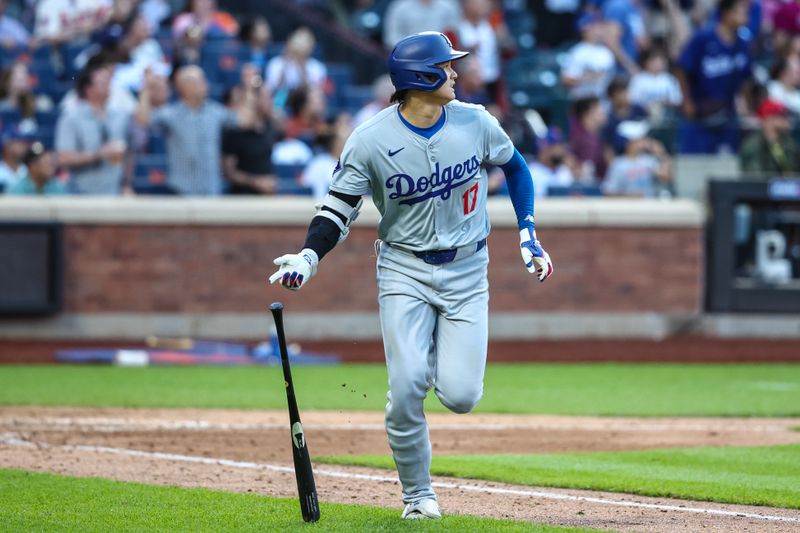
[401,498,441,519]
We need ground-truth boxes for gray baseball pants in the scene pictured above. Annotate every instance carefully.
[376,242,489,504]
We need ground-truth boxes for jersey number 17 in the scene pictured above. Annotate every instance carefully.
[462,183,479,215]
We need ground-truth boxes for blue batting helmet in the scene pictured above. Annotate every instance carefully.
[387,32,469,92]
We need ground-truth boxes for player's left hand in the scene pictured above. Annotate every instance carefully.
[519,227,553,282]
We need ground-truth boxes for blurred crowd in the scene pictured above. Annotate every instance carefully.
[523,0,800,193]
[0,0,798,199]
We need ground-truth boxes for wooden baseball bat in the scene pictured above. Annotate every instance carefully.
[269,302,320,523]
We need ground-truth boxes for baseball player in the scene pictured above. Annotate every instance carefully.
[270,31,553,519]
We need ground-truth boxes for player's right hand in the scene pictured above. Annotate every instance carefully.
[519,227,554,282]
[268,249,319,291]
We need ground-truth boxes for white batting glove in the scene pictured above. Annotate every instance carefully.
[268,249,319,291]
[520,227,553,282]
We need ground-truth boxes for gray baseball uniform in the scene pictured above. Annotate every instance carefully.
[331,101,514,503]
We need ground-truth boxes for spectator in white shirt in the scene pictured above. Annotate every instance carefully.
[34,0,113,45]
[112,13,167,94]
[628,46,683,118]
[561,13,616,100]
[383,0,461,49]
[265,27,327,96]
[767,54,800,116]
[139,0,172,32]
[457,0,502,89]
[353,74,394,128]
[604,120,674,198]
[301,118,351,200]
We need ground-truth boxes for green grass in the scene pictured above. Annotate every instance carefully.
[0,469,598,532]
[319,444,800,509]
[1,363,800,416]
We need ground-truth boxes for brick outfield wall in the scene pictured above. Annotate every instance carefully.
[63,224,703,313]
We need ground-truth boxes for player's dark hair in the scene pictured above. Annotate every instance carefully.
[572,96,600,121]
[390,89,407,104]
[718,0,742,17]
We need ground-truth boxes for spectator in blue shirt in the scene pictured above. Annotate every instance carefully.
[0,127,31,192]
[603,77,649,155]
[6,142,66,196]
[597,0,647,65]
[675,0,752,153]
[710,0,762,43]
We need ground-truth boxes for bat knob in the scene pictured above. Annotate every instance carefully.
[270,302,284,311]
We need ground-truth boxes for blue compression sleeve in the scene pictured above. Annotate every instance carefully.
[499,148,535,230]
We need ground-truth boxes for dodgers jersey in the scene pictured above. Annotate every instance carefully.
[330,101,515,251]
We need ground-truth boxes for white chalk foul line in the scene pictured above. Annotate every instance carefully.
[2,434,799,524]
[3,416,795,434]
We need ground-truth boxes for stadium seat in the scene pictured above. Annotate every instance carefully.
[275,179,312,195]
[63,43,88,74]
[344,85,373,114]
[133,154,170,194]
[272,163,312,195]
[547,185,604,197]
[28,61,57,93]
[274,163,306,180]
[201,40,245,87]
[35,110,58,128]
[46,80,74,103]
[32,127,55,149]
[0,109,22,127]
[0,45,26,68]
[327,63,354,108]
[327,64,353,87]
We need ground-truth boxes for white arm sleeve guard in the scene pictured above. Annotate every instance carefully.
[315,194,364,242]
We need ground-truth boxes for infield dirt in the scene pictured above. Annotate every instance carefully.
[2,406,800,532]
